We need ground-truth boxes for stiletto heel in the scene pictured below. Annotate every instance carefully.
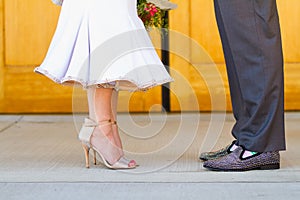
[82,143,90,168]
[93,149,97,165]
[78,118,136,169]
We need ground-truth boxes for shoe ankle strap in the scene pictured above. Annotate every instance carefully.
[79,118,112,144]
[83,118,113,127]
[97,119,113,126]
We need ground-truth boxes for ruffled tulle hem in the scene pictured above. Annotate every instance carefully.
[34,67,173,91]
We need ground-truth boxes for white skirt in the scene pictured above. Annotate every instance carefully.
[35,0,173,90]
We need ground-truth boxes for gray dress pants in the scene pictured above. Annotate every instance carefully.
[213,0,286,152]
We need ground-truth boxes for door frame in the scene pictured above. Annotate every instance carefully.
[0,0,5,104]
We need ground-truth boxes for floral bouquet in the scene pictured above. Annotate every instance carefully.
[137,0,177,29]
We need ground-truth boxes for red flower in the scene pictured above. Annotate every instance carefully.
[137,0,168,28]
[144,3,158,16]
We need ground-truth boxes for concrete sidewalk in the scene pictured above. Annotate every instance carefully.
[0,113,299,200]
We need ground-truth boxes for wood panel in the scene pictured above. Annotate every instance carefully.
[169,0,300,111]
[1,0,163,113]
[169,0,229,111]
[0,0,4,106]
[285,64,300,110]
[169,0,197,111]
[277,0,300,62]
[3,66,73,113]
[5,0,60,65]
[278,0,300,111]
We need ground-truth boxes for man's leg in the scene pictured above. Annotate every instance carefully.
[203,0,285,171]
[214,0,285,152]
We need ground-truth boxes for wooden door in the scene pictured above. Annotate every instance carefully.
[0,0,300,113]
[0,0,162,113]
[169,0,300,111]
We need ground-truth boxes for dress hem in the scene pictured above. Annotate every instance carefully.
[34,67,173,91]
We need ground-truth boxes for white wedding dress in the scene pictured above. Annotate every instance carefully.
[35,0,172,90]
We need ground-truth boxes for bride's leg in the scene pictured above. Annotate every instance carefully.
[111,89,136,167]
[87,86,97,121]
[111,89,123,151]
[87,86,122,165]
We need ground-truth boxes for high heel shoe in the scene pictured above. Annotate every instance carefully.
[78,118,136,169]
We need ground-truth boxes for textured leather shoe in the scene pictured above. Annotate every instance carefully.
[203,146,280,171]
[199,140,236,161]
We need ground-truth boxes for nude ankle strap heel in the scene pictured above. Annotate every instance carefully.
[78,118,136,169]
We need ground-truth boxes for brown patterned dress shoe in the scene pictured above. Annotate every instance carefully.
[203,146,280,171]
[199,141,236,161]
